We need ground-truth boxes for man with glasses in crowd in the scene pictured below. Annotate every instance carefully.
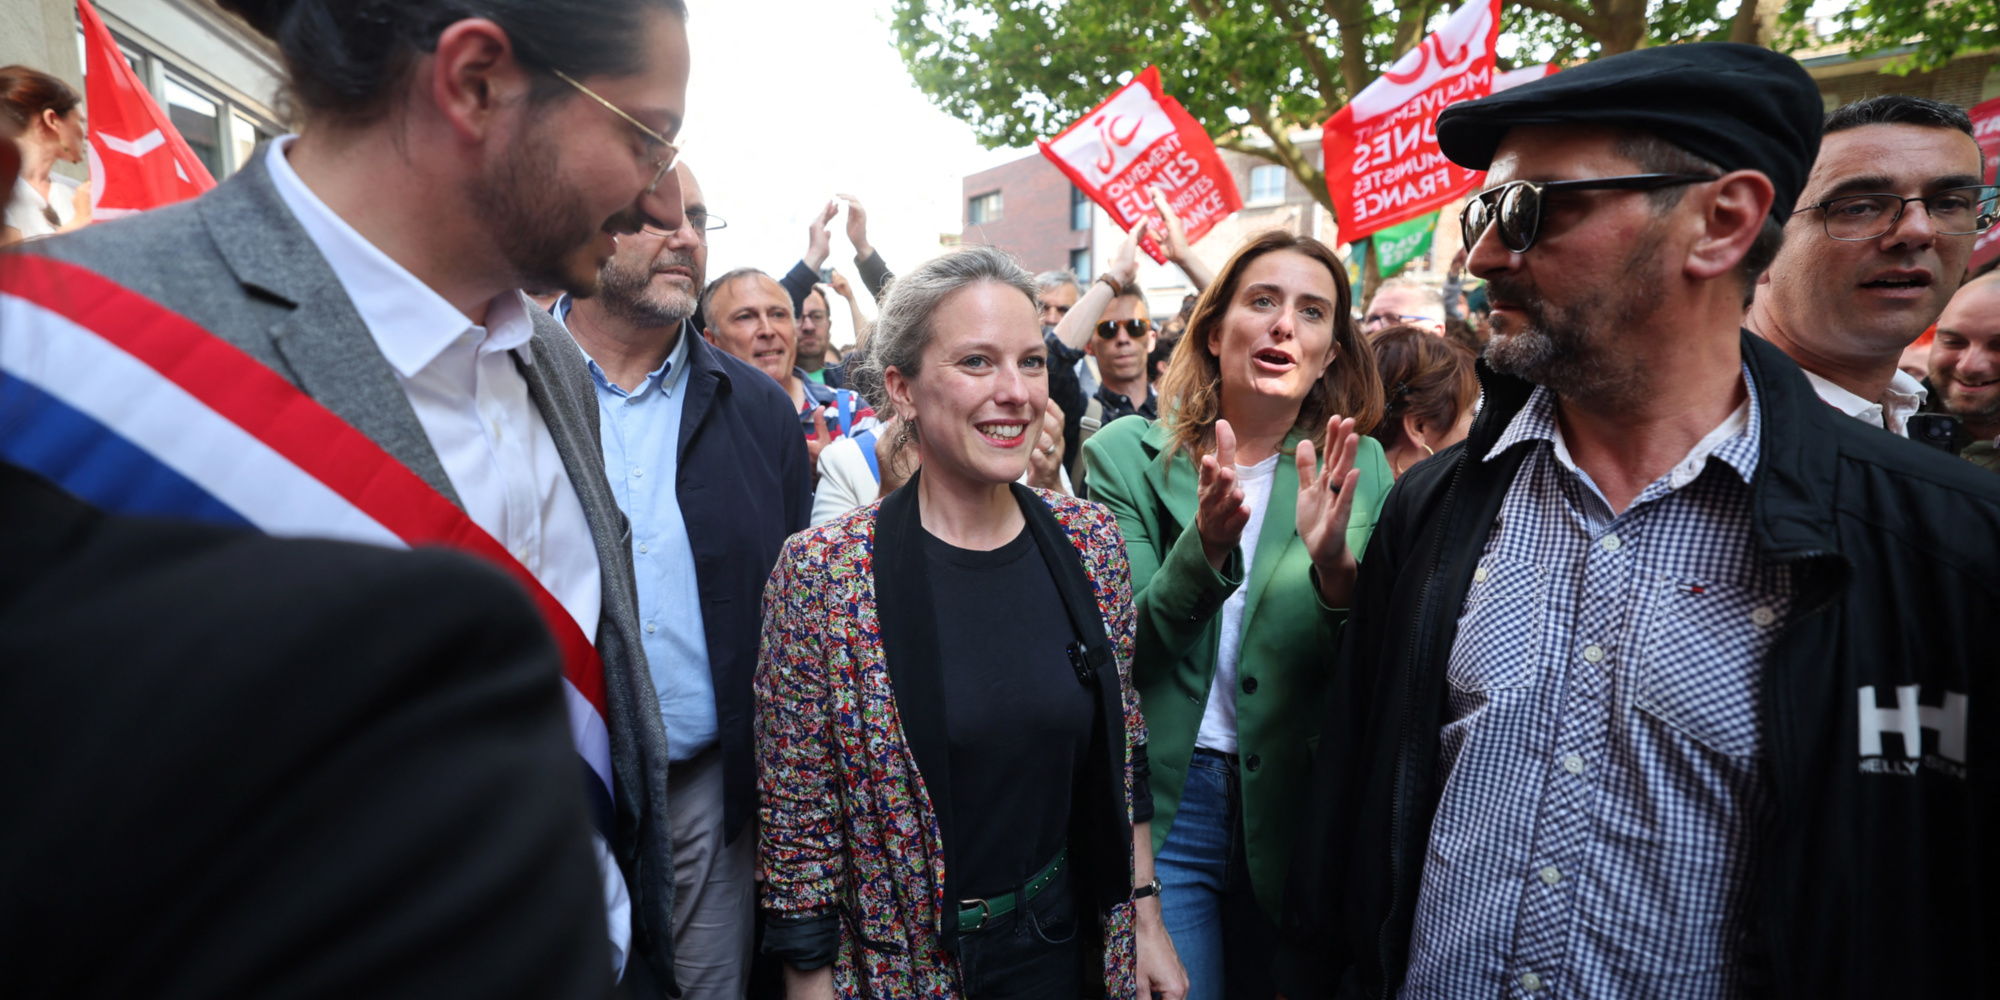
[1361,277,1448,336]
[1277,43,2000,1000]
[28,0,694,993]
[558,162,810,999]
[1749,95,1991,436]
[700,267,876,471]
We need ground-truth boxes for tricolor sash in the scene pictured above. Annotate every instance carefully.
[0,254,616,840]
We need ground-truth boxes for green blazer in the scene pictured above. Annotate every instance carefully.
[1082,414,1391,921]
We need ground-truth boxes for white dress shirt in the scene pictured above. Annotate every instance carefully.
[6,174,79,240]
[1803,366,1928,437]
[263,137,630,972]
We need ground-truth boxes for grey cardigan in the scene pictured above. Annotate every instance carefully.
[26,151,679,992]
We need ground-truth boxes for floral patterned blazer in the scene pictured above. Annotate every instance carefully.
[755,479,1148,999]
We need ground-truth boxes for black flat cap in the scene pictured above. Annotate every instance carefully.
[1437,43,1823,220]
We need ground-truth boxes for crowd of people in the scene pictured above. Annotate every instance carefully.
[2,2,1998,1000]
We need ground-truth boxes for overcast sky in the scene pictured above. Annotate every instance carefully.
[681,0,1028,344]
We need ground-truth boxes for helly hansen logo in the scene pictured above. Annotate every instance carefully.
[1858,685,1968,780]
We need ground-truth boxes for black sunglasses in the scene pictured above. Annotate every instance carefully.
[1461,173,1719,253]
[1096,319,1150,339]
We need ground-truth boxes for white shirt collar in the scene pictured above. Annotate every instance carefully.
[263,136,533,378]
[1802,367,1929,436]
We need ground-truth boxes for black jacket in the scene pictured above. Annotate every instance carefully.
[0,463,611,998]
[672,327,815,839]
[1275,333,2000,999]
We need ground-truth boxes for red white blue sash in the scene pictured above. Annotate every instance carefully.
[0,254,615,838]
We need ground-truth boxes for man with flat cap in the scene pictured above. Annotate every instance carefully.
[1276,43,2000,1000]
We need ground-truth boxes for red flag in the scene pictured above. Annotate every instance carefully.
[77,0,215,219]
[1323,0,1502,245]
[1967,95,2000,272]
[1038,67,1243,264]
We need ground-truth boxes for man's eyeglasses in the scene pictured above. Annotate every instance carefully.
[1793,185,2000,241]
[1096,319,1150,339]
[640,209,728,243]
[551,68,680,195]
[1460,173,1719,254]
[1363,312,1433,330]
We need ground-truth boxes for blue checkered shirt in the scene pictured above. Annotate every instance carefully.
[1401,369,1794,1000]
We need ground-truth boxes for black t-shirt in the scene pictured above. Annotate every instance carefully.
[924,523,1094,899]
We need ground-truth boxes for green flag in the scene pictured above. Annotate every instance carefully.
[1371,212,1438,277]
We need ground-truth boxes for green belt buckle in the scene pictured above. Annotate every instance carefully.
[957,847,1065,934]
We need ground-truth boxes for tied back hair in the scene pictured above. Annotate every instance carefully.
[1156,229,1384,469]
[849,244,1041,465]
[216,0,687,128]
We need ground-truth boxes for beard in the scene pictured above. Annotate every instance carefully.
[477,121,642,299]
[597,247,699,329]
[1482,227,1664,407]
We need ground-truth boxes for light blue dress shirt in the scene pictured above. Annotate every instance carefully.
[566,308,715,762]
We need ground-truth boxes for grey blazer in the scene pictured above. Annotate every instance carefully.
[27,153,679,993]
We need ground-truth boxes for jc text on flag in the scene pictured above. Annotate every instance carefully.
[1039,67,1242,264]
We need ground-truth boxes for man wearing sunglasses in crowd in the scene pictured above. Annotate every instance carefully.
[1747,95,1991,437]
[1277,43,2000,1000]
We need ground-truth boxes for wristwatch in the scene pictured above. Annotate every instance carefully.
[1097,272,1128,298]
[1132,876,1163,901]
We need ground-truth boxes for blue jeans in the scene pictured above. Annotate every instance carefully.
[1155,749,1276,1000]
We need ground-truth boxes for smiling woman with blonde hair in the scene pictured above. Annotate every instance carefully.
[1082,229,1389,1000]
[755,244,1186,1000]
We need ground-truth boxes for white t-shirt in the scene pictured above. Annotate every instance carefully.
[6,174,80,240]
[1195,453,1282,754]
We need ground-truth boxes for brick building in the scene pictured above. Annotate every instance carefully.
[958,154,1096,280]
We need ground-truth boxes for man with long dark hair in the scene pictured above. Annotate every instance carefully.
[21,0,693,993]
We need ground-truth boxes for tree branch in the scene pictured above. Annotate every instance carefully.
[1270,0,1342,102]
[1509,0,1608,39]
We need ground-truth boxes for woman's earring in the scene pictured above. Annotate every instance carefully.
[1421,441,1436,457]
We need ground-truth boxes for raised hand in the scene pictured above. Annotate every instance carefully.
[1027,400,1066,492]
[1108,223,1142,292]
[805,199,837,271]
[1294,415,1363,606]
[805,406,834,473]
[826,270,854,302]
[836,193,873,260]
[1148,186,1214,292]
[1195,419,1251,572]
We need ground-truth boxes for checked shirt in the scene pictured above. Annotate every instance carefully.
[1400,369,1793,1000]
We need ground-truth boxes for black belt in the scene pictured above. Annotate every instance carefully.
[957,846,1067,933]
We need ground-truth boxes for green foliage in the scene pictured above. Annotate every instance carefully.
[1776,0,2000,76]
[892,0,1329,152]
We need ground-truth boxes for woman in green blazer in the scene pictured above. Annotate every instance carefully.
[1082,230,1390,1000]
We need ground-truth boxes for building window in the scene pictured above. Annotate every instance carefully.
[163,73,224,181]
[1249,165,1288,205]
[968,191,1003,225]
[1071,185,1091,230]
[1070,247,1091,283]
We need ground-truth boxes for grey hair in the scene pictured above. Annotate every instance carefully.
[1034,269,1080,295]
[1371,278,1445,312]
[849,245,1041,419]
[699,266,772,329]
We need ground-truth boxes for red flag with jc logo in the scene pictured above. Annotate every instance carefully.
[77,0,216,219]
[1324,0,1502,245]
[1039,67,1242,263]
